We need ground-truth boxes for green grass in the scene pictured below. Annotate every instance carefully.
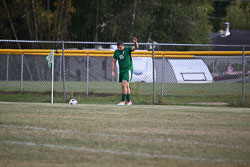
[0,81,250,106]
[0,102,250,167]
[1,81,249,95]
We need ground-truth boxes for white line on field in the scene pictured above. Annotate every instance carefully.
[1,124,70,133]
[90,133,165,142]
[4,140,242,163]
[90,132,233,149]
[0,124,240,149]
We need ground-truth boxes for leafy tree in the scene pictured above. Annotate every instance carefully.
[70,0,137,42]
[70,0,213,44]
[209,0,231,32]
[0,0,75,43]
[150,0,213,44]
[1,0,214,44]
[221,0,250,30]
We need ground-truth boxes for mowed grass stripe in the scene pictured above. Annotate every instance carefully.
[0,124,244,149]
[1,123,249,162]
[4,140,243,163]
[0,102,250,167]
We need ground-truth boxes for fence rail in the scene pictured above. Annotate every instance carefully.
[1,49,250,55]
[0,40,249,106]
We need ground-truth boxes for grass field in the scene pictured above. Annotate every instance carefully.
[0,102,250,167]
[0,81,249,106]
[1,81,249,95]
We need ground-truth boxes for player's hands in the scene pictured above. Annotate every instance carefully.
[132,37,137,43]
[111,71,115,77]
[132,37,138,50]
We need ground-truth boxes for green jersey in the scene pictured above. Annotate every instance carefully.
[113,46,133,72]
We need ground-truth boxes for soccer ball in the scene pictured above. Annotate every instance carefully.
[69,99,77,105]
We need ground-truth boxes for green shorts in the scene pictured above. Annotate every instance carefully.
[119,69,133,82]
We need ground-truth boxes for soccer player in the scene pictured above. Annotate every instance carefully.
[111,37,139,106]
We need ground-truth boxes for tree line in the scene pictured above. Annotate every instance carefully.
[0,0,250,44]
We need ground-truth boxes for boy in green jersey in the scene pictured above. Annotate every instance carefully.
[111,37,139,106]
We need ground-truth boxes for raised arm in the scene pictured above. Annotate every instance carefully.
[111,58,117,77]
[131,37,139,51]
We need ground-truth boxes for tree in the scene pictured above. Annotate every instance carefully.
[221,0,250,30]
[70,0,213,44]
[70,0,136,42]
[149,0,213,44]
[0,0,75,42]
[1,0,214,44]
[209,0,231,32]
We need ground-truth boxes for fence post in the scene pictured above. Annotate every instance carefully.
[20,54,24,94]
[152,43,156,104]
[51,50,55,104]
[6,54,9,81]
[59,52,62,81]
[242,45,245,105]
[161,55,165,97]
[62,41,67,102]
[212,58,215,74]
[86,54,89,96]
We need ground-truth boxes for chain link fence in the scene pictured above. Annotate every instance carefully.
[0,40,249,106]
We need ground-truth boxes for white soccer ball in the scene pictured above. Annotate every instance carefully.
[69,99,77,105]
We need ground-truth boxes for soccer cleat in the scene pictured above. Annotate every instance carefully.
[127,101,132,106]
[117,101,126,106]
